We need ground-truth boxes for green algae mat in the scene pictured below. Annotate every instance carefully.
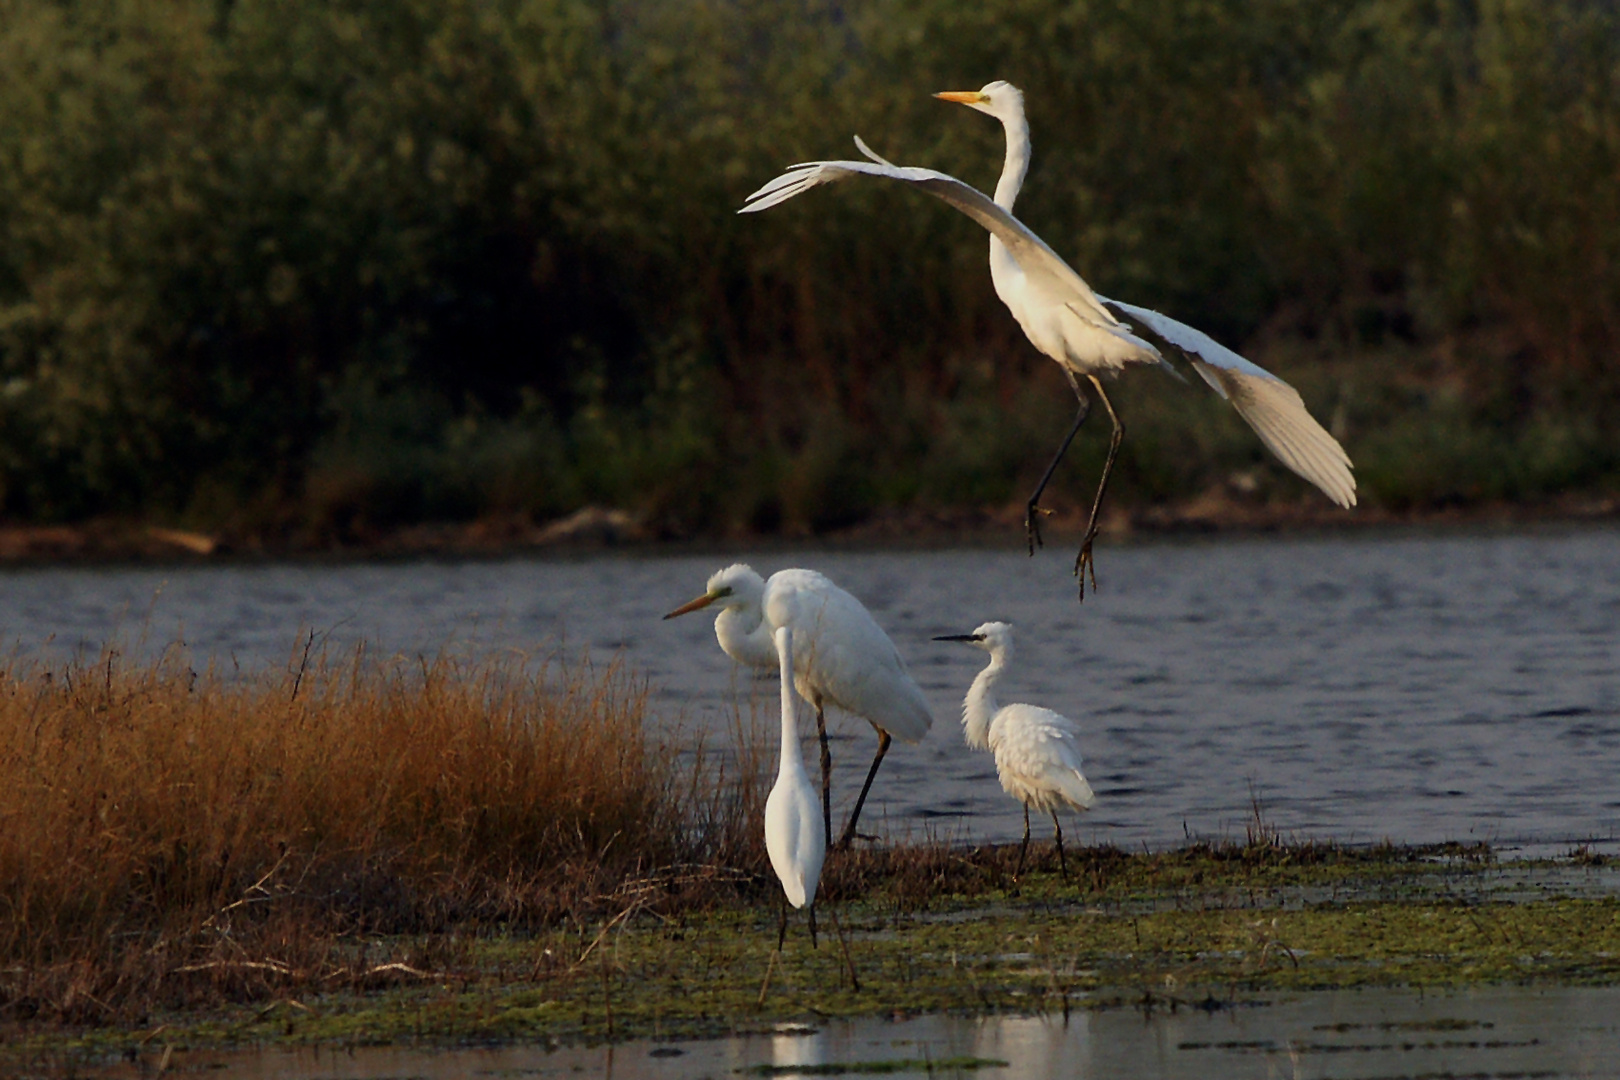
[9,844,1620,1060]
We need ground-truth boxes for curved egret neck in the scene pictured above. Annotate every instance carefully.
[961,647,1007,752]
[715,604,776,670]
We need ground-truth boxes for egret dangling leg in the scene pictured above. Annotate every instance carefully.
[1073,375,1124,600]
[1015,804,1032,878]
[836,730,892,851]
[776,895,790,951]
[1025,370,1093,556]
[1052,809,1069,880]
[814,701,833,851]
[808,903,819,949]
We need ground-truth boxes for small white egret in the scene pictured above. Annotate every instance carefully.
[664,564,932,850]
[765,626,825,944]
[935,621,1095,878]
[743,81,1356,598]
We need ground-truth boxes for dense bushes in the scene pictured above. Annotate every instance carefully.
[0,0,1616,536]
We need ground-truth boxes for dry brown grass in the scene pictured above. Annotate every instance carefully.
[0,640,766,1024]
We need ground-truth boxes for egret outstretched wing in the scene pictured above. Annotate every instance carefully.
[1099,299,1357,508]
[743,148,1126,340]
[741,147,1356,511]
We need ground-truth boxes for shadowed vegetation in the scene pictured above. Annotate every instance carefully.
[0,0,1618,541]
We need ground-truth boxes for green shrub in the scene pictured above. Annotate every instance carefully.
[0,0,1616,531]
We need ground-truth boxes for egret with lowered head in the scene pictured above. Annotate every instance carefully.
[764,625,825,944]
[664,564,933,850]
[742,82,1356,598]
[935,621,1095,878]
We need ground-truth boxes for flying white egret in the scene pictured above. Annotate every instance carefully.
[935,621,1095,878]
[663,564,933,850]
[764,625,825,942]
[742,81,1356,598]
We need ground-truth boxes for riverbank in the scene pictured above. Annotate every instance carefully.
[3,488,1618,566]
[5,839,1617,1069]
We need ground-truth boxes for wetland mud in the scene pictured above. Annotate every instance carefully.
[9,845,1620,1077]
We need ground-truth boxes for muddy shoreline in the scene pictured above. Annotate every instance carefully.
[6,841,1617,1069]
[2,491,1617,567]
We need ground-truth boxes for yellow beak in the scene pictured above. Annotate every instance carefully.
[934,90,986,105]
[663,592,719,620]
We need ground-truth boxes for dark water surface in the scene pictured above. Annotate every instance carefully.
[3,527,1617,850]
[40,985,1620,1079]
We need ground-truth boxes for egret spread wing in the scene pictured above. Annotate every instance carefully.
[743,152,1121,332]
[1099,298,1357,509]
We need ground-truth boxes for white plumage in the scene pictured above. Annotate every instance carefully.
[664,564,933,849]
[764,626,825,910]
[936,621,1094,877]
[744,81,1356,596]
[983,703,1097,816]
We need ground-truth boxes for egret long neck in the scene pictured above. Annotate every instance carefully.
[961,650,1007,751]
[775,627,809,782]
[994,110,1031,212]
[988,109,1032,295]
[715,605,776,670]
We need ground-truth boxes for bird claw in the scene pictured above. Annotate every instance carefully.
[1072,540,1099,601]
[1024,504,1053,556]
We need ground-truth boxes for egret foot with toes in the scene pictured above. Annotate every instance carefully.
[1024,503,1053,556]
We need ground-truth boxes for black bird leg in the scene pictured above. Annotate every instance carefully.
[1052,810,1068,880]
[1025,369,1092,555]
[835,730,892,851]
[1073,374,1125,601]
[814,699,833,851]
[1015,804,1032,878]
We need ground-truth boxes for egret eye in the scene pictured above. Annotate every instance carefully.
[715,586,734,598]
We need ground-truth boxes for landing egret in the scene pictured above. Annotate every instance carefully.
[935,621,1095,877]
[764,625,825,941]
[664,564,933,850]
[743,81,1356,598]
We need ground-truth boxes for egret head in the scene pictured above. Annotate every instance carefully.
[934,81,1025,125]
[663,563,765,619]
[933,620,1014,656]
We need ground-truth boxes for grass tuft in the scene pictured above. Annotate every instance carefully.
[0,641,766,1024]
